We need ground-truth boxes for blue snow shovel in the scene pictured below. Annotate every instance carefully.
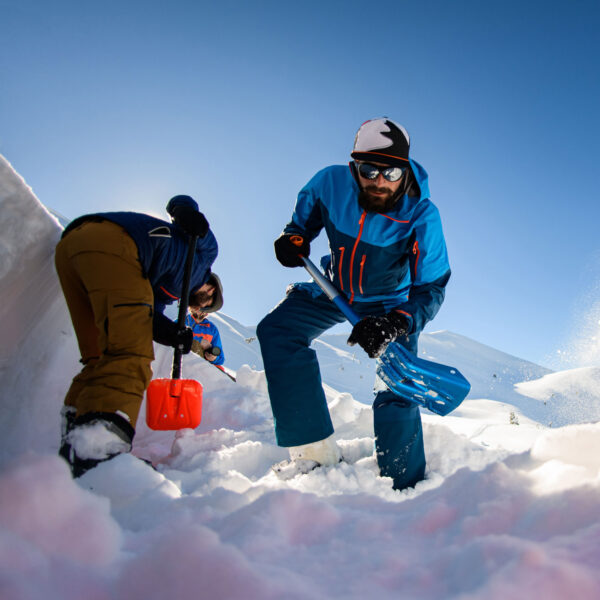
[299,254,471,416]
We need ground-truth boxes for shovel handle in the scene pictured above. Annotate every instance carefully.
[300,256,361,326]
[172,234,198,379]
[290,235,304,247]
[290,235,361,325]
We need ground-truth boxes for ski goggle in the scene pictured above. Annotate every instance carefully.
[355,161,406,182]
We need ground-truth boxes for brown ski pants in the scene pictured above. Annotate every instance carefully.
[54,220,155,427]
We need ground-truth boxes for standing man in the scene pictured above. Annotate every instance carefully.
[257,118,451,490]
[55,194,219,477]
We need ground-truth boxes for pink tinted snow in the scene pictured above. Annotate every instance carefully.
[115,520,278,600]
[0,454,122,566]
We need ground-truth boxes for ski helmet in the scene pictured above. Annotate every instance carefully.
[351,118,410,167]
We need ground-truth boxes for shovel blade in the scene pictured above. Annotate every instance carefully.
[146,378,203,430]
[377,342,470,416]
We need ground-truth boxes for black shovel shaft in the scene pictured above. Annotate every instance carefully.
[172,235,198,379]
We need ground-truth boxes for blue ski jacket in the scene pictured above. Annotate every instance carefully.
[62,196,218,315]
[283,161,450,334]
[184,314,225,365]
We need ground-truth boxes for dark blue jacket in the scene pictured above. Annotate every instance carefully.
[283,161,450,334]
[63,196,218,315]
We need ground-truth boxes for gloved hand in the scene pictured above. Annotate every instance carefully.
[274,234,310,267]
[170,204,209,237]
[347,312,410,358]
[191,339,204,356]
[175,327,194,354]
[204,346,221,362]
[153,313,193,354]
[191,339,221,362]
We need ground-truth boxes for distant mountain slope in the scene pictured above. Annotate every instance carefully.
[515,367,600,427]
[209,314,557,417]
[214,314,597,427]
[419,330,552,403]
[208,313,264,371]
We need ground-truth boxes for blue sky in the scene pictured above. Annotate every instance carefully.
[1,0,599,368]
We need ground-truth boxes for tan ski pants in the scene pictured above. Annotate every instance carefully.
[54,220,155,427]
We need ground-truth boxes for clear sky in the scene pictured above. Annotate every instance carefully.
[1,0,599,368]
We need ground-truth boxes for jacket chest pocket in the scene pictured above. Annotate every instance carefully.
[358,242,412,294]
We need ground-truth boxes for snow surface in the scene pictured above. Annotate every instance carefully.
[1,154,599,599]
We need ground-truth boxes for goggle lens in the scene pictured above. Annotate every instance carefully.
[356,162,405,182]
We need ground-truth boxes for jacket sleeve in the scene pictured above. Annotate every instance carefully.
[397,201,451,334]
[209,323,225,365]
[282,171,326,241]
[153,311,180,347]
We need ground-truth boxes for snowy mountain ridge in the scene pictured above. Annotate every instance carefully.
[207,311,600,430]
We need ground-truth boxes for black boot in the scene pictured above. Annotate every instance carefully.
[59,411,135,478]
[58,405,76,464]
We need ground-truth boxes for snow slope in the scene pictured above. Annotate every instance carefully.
[1,155,599,599]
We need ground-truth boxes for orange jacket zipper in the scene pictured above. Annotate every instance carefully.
[348,211,367,303]
[358,254,366,295]
[338,247,346,291]
[412,240,420,280]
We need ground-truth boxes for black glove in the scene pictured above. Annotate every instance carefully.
[170,205,209,237]
[175,327,194,354]
[274,234,310,267]
[153,314,194,354]
[347,312,410,358]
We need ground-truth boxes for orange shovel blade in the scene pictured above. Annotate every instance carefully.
[146,378,203,431]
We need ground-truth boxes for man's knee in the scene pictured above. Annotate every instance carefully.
[257,309,292,345]
[256,314,271,343]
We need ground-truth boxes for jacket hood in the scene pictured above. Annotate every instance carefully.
[407,158,430,202]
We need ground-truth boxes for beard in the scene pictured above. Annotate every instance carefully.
[358,186,401,213]
[190,289,213,308]
[190,309,207,321]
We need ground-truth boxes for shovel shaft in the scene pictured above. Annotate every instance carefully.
[300,257,360,325]
[172,235,198,379]
[299,255,470,415]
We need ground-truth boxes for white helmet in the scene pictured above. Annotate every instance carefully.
[351,118,410,167]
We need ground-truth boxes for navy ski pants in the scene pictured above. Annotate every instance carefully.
[257,283,426,490]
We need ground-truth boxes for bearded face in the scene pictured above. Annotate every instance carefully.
[354,161,407,213]
[189,283,215,311]
[191,289,213,307]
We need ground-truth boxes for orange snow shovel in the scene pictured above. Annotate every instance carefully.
[146,235,203,430]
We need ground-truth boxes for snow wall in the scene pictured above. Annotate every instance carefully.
[0,155,79,466]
